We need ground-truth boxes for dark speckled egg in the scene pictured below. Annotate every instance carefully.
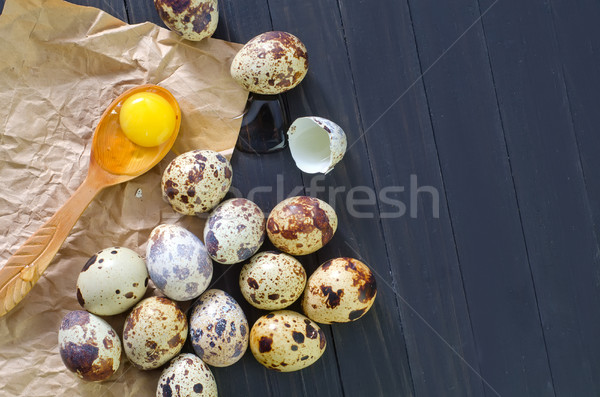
[161,150,233,215]
[203,198,266,265]
[189,289,248,367]
[154,0,218,42]
[157,354,218,397]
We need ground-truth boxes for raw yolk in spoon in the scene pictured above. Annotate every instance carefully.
[119,92,176,147]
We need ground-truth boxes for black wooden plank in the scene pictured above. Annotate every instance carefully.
[404,0,556,395]
[478,0,600,394]
[335,0,490,396]
[265,1,416,396]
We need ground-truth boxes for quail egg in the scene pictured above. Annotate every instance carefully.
[239,251,306,310]
[58,310,121,381]
[250,310,326,372]
[267,196,337,255]
[155,0,218,42]
[146,224,213,301]
[123,296,187,370]
[302,257,377,324]
[76,247,148,316]
[162,150,232,215]
[189,289,248,367]
[203,198,266,265]
[157,354,218,397]
[230,31,308,95]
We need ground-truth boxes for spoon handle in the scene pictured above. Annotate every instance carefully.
[0,177,103,317]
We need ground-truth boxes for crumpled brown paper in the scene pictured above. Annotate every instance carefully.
[0,0,248,395]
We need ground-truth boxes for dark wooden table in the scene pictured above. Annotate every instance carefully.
[3,0,600,396]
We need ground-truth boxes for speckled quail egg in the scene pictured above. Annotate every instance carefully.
[154,0,218,42]
[146,224,213,301]
[157,354,218,397]
[230,31,308,95]
[162,150,233,215]
[203,198,266,265]
[189,289,248,367]
[250,310,326,372]
[239,251,306,310]
[302,257,377,324]
[76,247,148,316]
[58,310,121,381]
[123,296,187,370]
[267,196,337,255]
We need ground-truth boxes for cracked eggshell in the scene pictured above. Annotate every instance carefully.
[267,196,337,255]
[288,117,347,174]
[157,354,218,397]
[162,150,233,215]
[302,258,377,324]
[76,247,148,316]
[230,31,308,95]
[250,310,326,372]
[154,0,218,41]
[146,224,213,301]
[58,310,121,381]
[203,198,266,265]
[239,251,306,310]
[123,296,188,370]
[189,289,249,367]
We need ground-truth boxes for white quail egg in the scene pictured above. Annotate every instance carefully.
[157,354,218,397]
[239,251,306,310]
[76,246,148,316]
[154,0,218,42]
[203,198,266,265]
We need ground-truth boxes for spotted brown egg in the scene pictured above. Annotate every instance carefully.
[203,198,266,265]
[76,247,148,316]
[58,310,121,381]
[189,289,248,367]
[157,354,218,397]
[123,296,187,370]
[239,251,306,310]
[267,196,337,255]
[162,150,233,215]
[146,224,213,301]
[154,0,218,42]
[230,31,309,95]
[250,310,326,372]
[302,257,377,324]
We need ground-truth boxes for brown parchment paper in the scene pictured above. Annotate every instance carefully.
[0,0,248,395]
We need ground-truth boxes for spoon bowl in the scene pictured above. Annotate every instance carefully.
[0,84,181,317]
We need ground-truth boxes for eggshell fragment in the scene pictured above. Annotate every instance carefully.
[157,354,218,397]
[267,196,337,255]
[76,246,148,316]
[288,117,347,174]
[58,310,121,381]
[155,0,218,41]
[239,251,306,310]
[230,31,308,95]
[189,289,249,367]
[162,150,233,215]
[250,310,326,372]
[123,297,187,370]
[302,258,377,324]
[203,198,266,265]
[146,224,213,301]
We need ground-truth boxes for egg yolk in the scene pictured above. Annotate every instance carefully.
[119,92,176,147]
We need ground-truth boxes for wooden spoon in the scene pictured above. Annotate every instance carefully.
[0,84,181,317]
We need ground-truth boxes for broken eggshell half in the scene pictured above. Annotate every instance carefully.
[287,117,347,174]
